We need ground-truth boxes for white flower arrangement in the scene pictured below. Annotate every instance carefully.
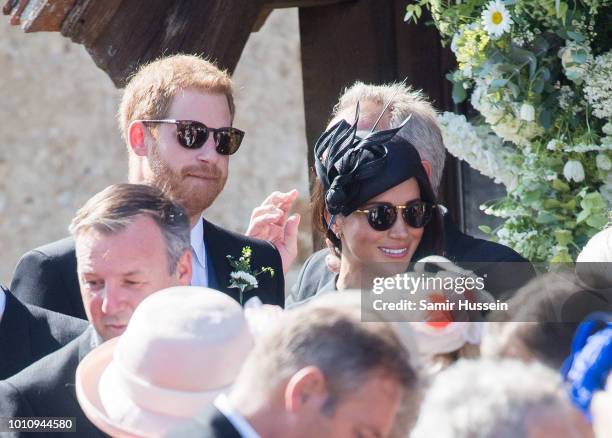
[471,83,544,146]
[438,112,520,190]
[405,0,611,262]
[583,50,612,120]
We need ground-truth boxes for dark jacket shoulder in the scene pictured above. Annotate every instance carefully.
[10,237,84,319]
[443,216,536,297]
[0,288,87,379]
[288,249,334,306]
[0,328,106,437]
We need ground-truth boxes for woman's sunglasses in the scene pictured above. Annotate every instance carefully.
[141,119,245,155]
[355,200,436,231]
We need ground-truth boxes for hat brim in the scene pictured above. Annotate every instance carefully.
[76,338,224,438]
[76,338,146,437]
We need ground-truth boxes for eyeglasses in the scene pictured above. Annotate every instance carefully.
[141,119,244,155]
[354,200,436,231]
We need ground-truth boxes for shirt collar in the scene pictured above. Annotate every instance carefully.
[0,287,6,325]
[214,393,262,438]
[190,215,206,267]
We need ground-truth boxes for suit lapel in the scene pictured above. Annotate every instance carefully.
[67,327,108,438]
[0,291,32,379]
[205,247,220,290]
[209,406,243,438]
[66,327,96,406]
[203,220,239,301]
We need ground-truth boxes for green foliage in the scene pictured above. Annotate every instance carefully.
[407,0,612,262]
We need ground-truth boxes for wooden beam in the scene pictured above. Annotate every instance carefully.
[63,0,266,87]
[22,0,76,32]
[299,0,398,248]
[299,0,397,153]
[264,0,353,8]
[61,0,124,46]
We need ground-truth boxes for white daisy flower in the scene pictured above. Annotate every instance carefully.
[481,0,513,39]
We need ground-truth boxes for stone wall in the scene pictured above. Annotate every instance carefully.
[0,9,312,287]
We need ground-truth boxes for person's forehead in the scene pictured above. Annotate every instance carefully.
[75,217,167,267]
[167,88,231,123]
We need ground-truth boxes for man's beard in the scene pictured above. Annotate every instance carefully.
[147,146,227,219]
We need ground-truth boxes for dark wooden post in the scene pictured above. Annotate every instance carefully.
[299,0,457,247]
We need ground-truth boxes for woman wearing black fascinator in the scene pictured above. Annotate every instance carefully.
[308,104,445,292]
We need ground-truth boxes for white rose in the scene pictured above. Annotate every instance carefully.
[563,160,585,183]
[596,153,612,171]
[519,103,535,122]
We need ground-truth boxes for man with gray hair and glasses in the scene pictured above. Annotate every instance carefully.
[0,184,192,437]
[247,81,534,302]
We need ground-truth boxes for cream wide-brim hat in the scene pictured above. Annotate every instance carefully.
[76,338,230,438]
[75,286,254,438]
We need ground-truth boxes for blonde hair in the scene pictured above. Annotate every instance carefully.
[332,81,446,194]
[118,54,235,143]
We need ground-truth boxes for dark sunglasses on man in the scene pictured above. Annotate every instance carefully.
[141,119,245,155]
[355,200,436,231]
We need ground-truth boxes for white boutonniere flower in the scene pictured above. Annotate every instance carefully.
[227,246,275,305]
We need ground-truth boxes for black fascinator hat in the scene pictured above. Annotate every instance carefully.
[314,105,435,220]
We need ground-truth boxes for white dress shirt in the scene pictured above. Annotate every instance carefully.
[190,216,208,287]
[0,287,6,325]
[214,393,261,438]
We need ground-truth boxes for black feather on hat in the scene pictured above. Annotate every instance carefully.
[314,105,432,219]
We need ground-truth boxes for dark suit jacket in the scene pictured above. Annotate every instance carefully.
[165,405,242,438]
[0,327,108,438]
[0,287,87,380]
[10,220,284,319]
[288,214,536,305]
[10,237,85,319]
[202,219,284,307]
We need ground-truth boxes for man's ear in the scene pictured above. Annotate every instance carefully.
[421,160,433,184]
[285,366,328,413]
[128,121,149,157]
[176,250,193,285]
